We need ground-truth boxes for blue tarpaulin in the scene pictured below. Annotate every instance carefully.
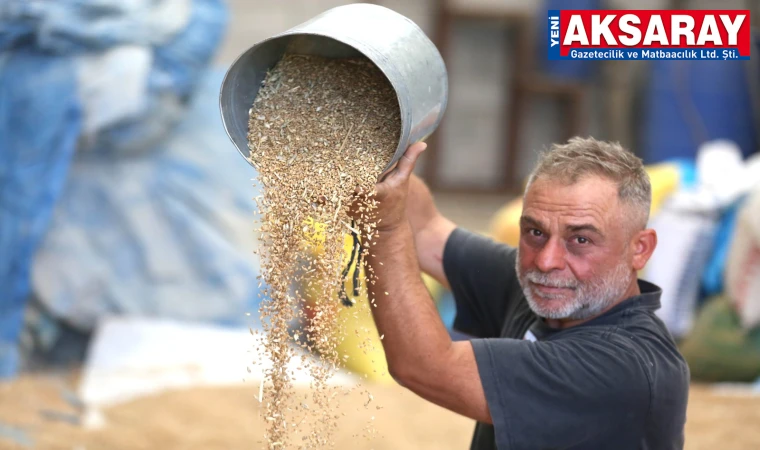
[32,69,264,334]
[0,0,230,377]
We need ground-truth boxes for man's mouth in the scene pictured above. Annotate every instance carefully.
[530,281,576,295]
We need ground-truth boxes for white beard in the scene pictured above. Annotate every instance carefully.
[515,248,633,321]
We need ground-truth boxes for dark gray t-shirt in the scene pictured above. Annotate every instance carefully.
[443,228,689,450]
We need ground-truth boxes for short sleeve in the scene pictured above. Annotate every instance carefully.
[443,228,522,338]
[471,333,650,449]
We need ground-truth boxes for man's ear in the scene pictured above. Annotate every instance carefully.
[631,228,657,271]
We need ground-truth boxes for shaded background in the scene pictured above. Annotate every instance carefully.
[2,0,760,448]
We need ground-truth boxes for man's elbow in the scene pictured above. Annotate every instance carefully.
[387,361,429,392]
[387,363,412,388]
[388,361,494,425]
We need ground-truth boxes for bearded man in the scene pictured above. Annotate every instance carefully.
[362,136,689,449]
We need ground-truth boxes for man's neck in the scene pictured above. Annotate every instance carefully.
[545,278,642,329]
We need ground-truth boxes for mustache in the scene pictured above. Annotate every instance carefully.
[523,270,578,289]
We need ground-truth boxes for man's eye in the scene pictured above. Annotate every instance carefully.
[575,236,589,244]
[530,229,543,237]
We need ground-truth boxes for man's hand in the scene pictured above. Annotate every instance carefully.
[348,142,455,287]
[363,141,428,232]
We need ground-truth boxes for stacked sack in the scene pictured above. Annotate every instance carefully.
[725,190,760,330]
[679,189,760,382]
[0,0,231,377]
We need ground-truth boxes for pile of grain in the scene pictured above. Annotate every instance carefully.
[247,54,399,448]
[4,375,760,450]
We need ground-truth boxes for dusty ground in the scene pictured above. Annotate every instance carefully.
[1,375,759,449]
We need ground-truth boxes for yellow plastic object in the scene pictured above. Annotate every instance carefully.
[488,163,682,245]
[645,163,680,215]
[489,196,523,247]
[334,280,394,384]
[301,217,328,253]
[301,228,443,383]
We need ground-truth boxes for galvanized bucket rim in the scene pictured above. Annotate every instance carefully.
[219,32,412,178]
[219,3,447,179]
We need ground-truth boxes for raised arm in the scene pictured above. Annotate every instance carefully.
[359,143,492,424]
[405,174,456,289]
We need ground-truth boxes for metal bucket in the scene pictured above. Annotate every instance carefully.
[218,3,448,178]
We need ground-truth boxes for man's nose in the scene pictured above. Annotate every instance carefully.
[535,238,567,273]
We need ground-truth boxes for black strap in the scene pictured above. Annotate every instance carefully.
[339,220,361,307]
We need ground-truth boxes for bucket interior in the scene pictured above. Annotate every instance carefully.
[220,34,403,171]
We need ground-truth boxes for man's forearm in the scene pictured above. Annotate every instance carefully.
[405,175,436,236]
[403,175,456,287]
[366,221,453,381]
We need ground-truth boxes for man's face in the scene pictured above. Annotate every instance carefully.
[516,176,635,321]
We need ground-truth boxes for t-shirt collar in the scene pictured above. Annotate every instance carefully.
[528,279,663,340]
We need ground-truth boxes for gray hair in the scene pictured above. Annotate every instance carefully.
[525,137,652,228]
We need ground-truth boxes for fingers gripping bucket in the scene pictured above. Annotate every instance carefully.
[219,3,448,178]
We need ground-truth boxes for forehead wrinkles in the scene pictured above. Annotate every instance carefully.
[523,179,621,229]
[522,198,608,229]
